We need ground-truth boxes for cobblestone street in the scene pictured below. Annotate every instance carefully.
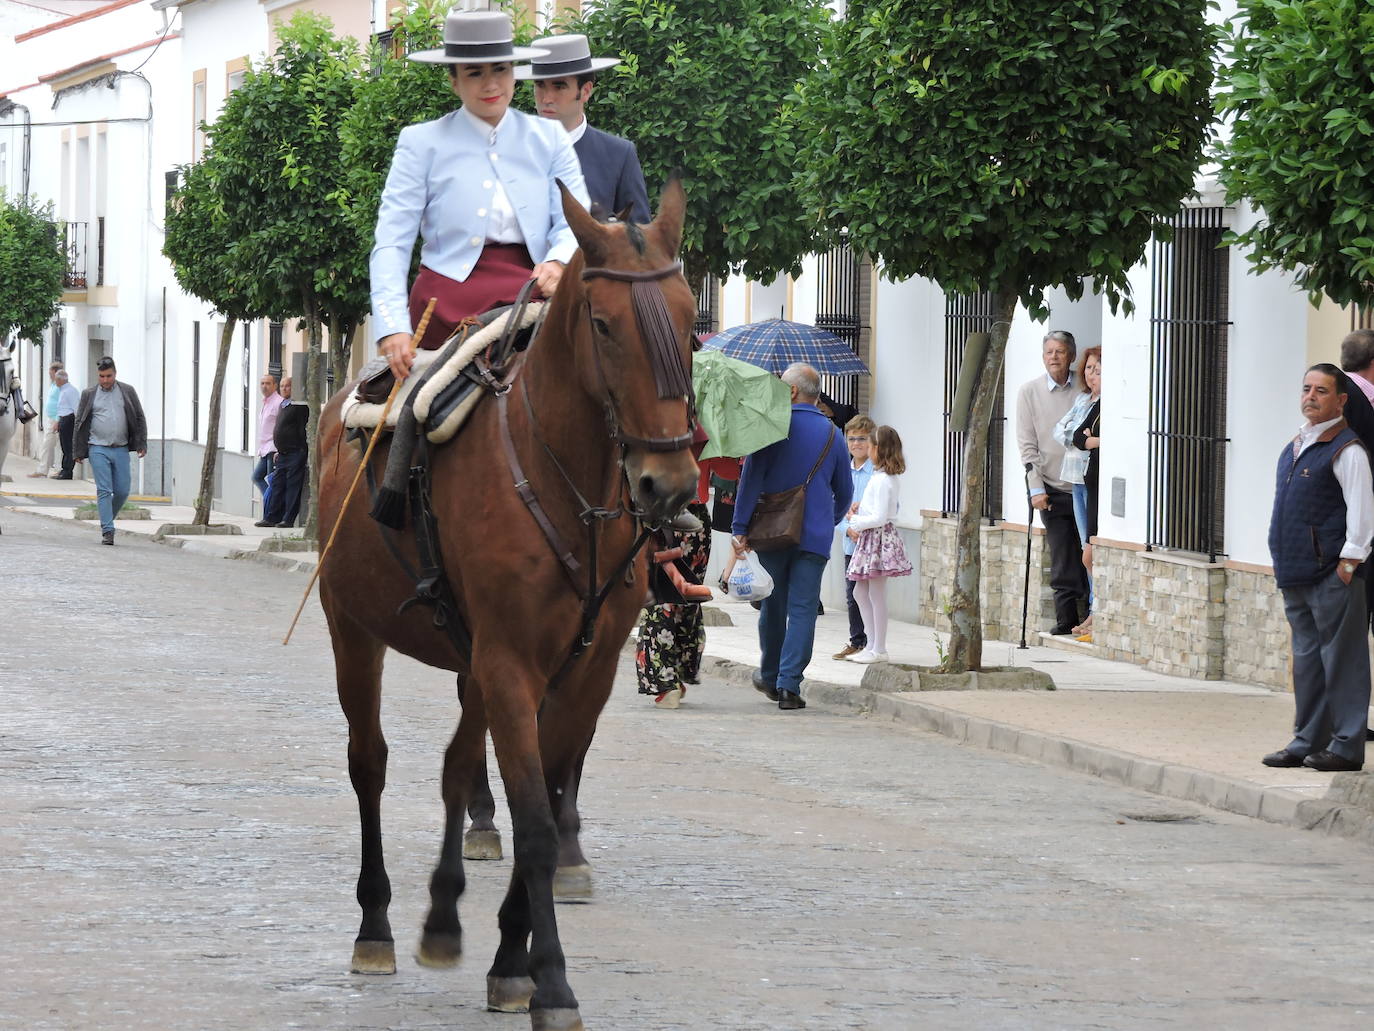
[5,512,1374,1030]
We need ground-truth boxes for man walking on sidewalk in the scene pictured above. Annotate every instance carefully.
[258,377,307,529]
[73,356,147,545]
[1263,363,1373,772]
[731,363,852,711]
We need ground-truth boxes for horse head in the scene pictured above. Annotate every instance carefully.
[557,177,700,524]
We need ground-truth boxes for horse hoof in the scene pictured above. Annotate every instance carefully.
[464,828,504,861]
[530,1008,585,1031]
[415,930,462,968]
[487,975,534,1013]
[351,939,397,975]
[553,864,593,904]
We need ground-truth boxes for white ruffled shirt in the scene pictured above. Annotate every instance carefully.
[850,470,900,532]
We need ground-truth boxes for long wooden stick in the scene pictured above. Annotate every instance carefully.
[283,298,437,645]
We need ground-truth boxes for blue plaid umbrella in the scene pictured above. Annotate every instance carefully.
[700,318,869,376]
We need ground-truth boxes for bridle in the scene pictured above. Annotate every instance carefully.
[579,260,695,453]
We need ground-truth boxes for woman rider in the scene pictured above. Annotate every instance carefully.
[370,11,590,382]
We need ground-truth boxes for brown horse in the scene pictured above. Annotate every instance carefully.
[316,180,699,1031]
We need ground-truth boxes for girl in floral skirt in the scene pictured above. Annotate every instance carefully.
[845,425,912,663]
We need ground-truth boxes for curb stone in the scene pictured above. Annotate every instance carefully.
[703,653,1374,849]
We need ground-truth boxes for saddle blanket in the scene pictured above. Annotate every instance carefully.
[341,301,545,444]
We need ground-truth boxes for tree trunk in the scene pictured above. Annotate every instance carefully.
[192,318,236,526]
[944,288,1019,673]
[328,316,355,393]
[303,300,323,542]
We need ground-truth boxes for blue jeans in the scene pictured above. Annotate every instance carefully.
[755,548,828,696]
[252,453,275,510]
[88,444,131,533]
[1072,483,1094,610]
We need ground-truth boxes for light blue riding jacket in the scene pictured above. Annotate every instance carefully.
[369,106,590,343]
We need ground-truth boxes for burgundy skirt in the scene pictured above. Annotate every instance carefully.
[408,244,543,350]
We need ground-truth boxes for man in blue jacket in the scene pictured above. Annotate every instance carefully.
[519,34,651,224]
[732,364,853,710]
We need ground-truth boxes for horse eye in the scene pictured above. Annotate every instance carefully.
[591,317,611,337]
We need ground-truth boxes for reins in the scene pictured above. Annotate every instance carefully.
[492,257,693,672]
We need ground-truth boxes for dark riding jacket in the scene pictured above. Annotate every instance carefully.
[73,381,148,461]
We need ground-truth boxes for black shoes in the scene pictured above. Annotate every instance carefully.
[100,530,114,546]
[1303,750,1363,772]
[777,692,806,710]
[1049,624,1076,636]
[254,519,275,527]
[1262,747,1364,771]
[1261,748,1306,768]
[751,671,779,702]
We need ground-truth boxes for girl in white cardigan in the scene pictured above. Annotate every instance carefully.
[845,426,912,663]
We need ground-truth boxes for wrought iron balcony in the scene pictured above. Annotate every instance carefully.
[60,220,88,289]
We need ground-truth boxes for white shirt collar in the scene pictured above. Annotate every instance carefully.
[566,117,588,145]
[1045,372,1075,392]
[1297,415,1343,445]
[459,106,509,143]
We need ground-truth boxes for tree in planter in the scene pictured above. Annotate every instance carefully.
[1216,0,1374,307]
[209,13,365,538]
[164,157,274,526]
[795,0,1218,671]
[0,193,65,345]
[563,0,832,287]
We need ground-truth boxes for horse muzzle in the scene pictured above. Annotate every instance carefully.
[625,450,698,524]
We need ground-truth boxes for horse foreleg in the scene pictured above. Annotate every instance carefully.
[326,607,395,975]
[458,682,503,861]
[552,740,594,904]
[481,669,581,1029]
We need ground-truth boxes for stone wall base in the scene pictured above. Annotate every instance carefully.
[919,515,1291,690]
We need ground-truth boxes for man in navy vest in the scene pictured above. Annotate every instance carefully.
[1263,363,1374,772]
[519,34,651,224]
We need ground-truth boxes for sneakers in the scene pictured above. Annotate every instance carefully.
[100,530,114,546]
[832,644,862,660]
[847,650,889,664]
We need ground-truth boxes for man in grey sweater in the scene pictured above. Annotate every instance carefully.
[1015,330,1089,633]
[73,356,147,545]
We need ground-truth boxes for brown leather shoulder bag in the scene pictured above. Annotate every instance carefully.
[746,427,836,552]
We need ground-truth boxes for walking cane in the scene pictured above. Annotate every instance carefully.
[282,299,437,646]
[1018,462,1034,649]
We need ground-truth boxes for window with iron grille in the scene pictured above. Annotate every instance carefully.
[1146,205,1231,561]
[941,291,1004,521]
[192,322,201,443]
[693,273,718,337]
[815,237,864,411]
[241,323,251,453]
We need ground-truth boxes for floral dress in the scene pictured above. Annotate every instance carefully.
[636,501,712,696]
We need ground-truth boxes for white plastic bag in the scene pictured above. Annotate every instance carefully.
[726,551,774,602]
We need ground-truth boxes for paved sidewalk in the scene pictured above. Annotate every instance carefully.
[6,448,1373,845]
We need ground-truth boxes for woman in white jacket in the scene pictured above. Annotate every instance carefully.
[844,426,913,663]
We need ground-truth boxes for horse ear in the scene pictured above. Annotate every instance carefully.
[651,175,686,256]
[558,179,608,264]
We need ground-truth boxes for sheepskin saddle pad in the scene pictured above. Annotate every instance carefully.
[340,301,545,444]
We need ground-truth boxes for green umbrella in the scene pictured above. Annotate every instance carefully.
[692,350,792,459]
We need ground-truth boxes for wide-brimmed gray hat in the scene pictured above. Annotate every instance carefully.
[514,34,622,80]
[408,11,550,66]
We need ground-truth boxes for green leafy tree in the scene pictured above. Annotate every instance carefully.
[795,0,1218,671]
[0,194,65,344]
[1216,0,1374,306]
[165,157,276,526]
[564,0,832,287]
[209,13,365,538]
